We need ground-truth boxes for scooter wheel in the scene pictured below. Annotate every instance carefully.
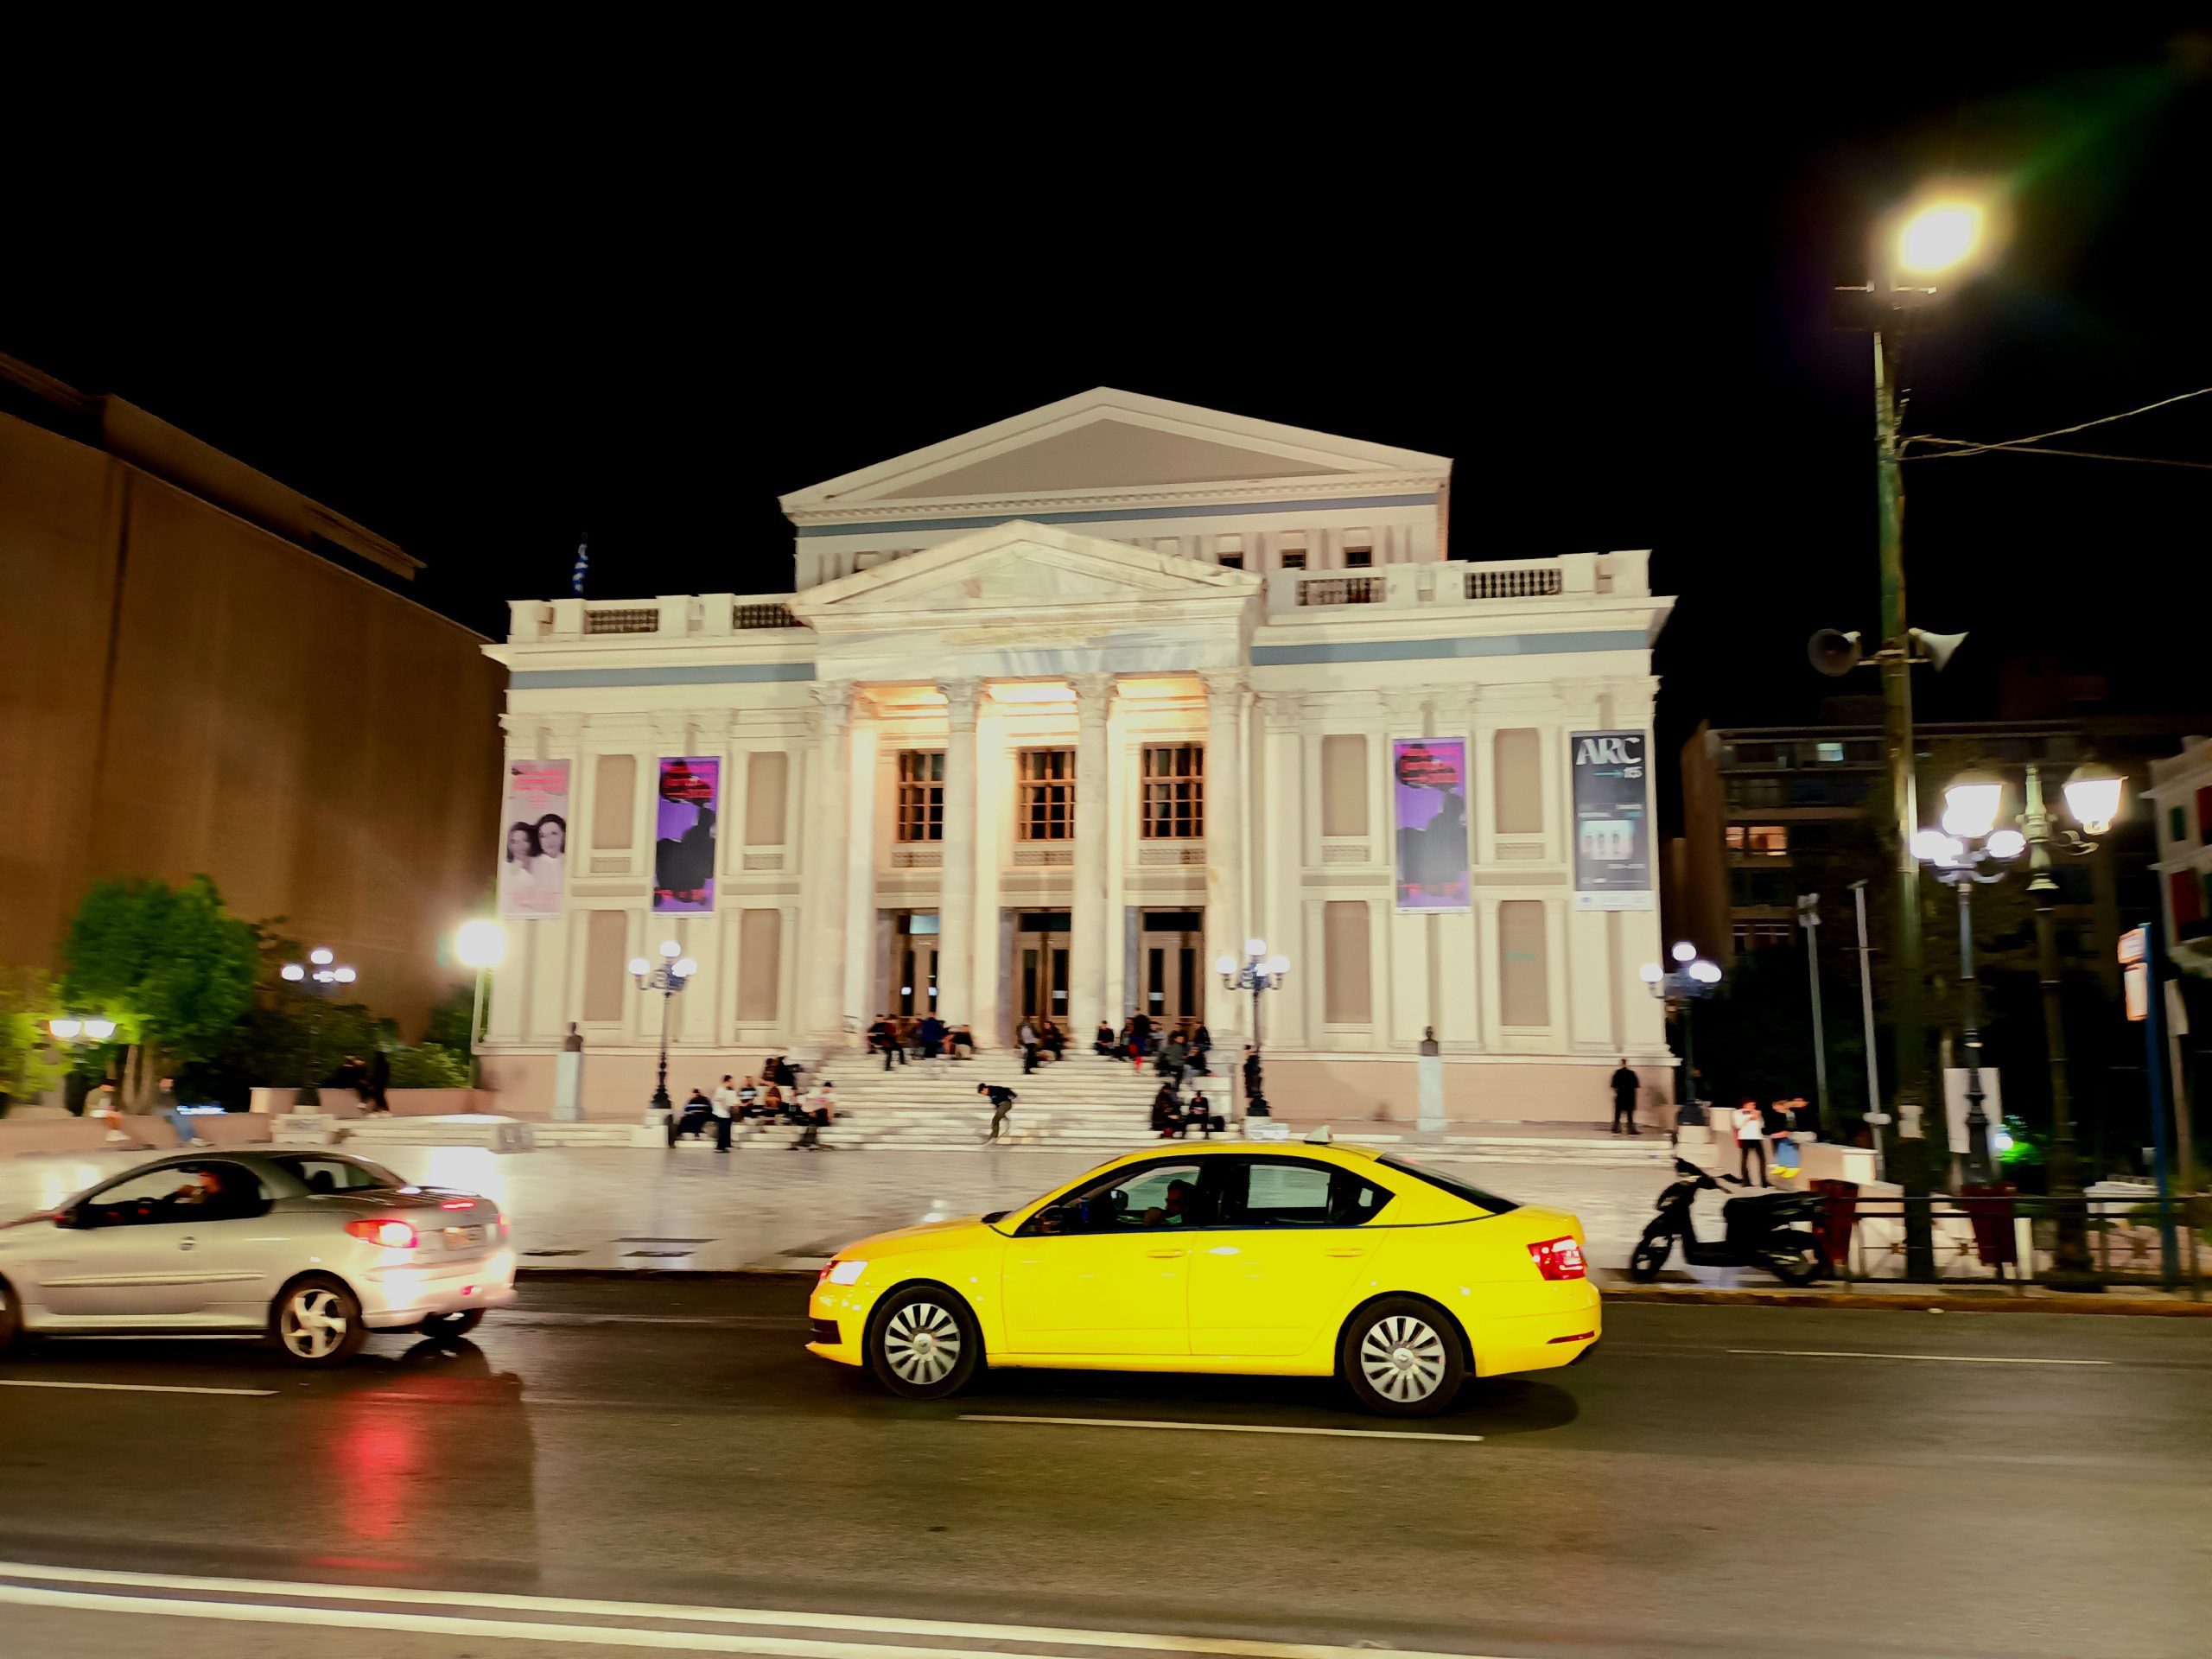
[1629,1233,1673,1282]
[1768,1240,1833,1287]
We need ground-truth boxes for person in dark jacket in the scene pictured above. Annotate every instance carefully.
[1609,1059,1640,1135]
[979,1082,1017,1143]
[366,1047,391,1114]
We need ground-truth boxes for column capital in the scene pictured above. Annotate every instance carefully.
[651,711,690,749]
[1379,687,1432,729]
[1071,672,1116,726]
[1257,691,1307,734]
[938,677,981,729]
[809,681,854,737]
[1198,668,1248,702]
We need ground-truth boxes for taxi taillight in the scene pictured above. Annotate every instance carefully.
[1528,1236,1586,1281]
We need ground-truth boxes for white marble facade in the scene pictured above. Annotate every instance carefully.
[483,390,1676,1122]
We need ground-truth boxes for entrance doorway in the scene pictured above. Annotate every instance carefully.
[891,912,939,1015]
[1138,910,1204,1029]
[1014,911,1070,1032]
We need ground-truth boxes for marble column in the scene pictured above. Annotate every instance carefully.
[1257,691,1307,1047]
[1071,673,1115,1037]
[1200,668,1248,1045]
[805,683,853,1041]
[937,677,981,1024]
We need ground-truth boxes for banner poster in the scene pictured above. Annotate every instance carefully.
[1571,729,1655,910]
[653,756,721,913]
[498,759,569,919]
[1392,737,1471,912]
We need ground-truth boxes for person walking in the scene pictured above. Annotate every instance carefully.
[1608,1058,1640,1135]
[870,1014,902,1071]
[1732,1098,1768,1187]
[978,1081,1018,1143]
[1017,1017,1041,1075]
[366,1046,391,1114]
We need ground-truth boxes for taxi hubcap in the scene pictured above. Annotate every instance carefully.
[1359,1314,1447,1402]
[884,1301,962,1384]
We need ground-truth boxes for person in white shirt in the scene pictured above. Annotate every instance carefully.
[791,1082,836,1151]
[711,1074,739,1154]
[1733,1099,1768,1187]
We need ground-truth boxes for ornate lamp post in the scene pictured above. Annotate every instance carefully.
[1910,792,2024,1185]
[279,946,356,1106]
[1639,940,1722,1126]
[454,919,508,1090]
[1215,938,1290,1117]
[630,939,696,1113]
[1929,760,2120,1281]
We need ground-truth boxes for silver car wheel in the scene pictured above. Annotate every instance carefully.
[882,1300,962,1386]
[281,1287,350,1359]
[1358,1313,1449,1403]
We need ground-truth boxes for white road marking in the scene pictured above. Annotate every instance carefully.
[1726,1349,2113,1367]
[0,1560,1494,1657]
[961,1413,1484,1443]
[0,1378,276,1397]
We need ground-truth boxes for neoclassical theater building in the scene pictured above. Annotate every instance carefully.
[482,391,1675,1121]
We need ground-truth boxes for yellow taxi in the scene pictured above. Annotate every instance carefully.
[807,1135,1598,1416]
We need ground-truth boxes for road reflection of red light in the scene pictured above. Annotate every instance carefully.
[336,1410,416,1541]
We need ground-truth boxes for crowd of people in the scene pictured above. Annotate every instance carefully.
[663,1053,838,1152]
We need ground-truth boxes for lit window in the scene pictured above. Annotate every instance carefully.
[1016,749,1075,841]
[1816,741,1845,764]
[1141,746,1205,839]
[896,752,944,842]
[1725,826,1745,852]
[1747,825,1789,856]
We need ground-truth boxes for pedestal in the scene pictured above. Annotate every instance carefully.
[554,1049,585,1122]
[1417,1050,1446,1135]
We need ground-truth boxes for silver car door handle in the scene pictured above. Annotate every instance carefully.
[179,1236,197,1251]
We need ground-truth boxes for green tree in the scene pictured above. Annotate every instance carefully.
[0,967,67,1109]
[60,875,257,1110]
[424,982,482,1052]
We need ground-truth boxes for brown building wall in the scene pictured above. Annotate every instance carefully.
[0,408,504,1035]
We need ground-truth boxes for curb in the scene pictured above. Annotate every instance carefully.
[516,1266,815,1282]
[1599,1284,2212,1317]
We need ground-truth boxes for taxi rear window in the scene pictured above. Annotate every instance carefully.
[1376,1156,1519,1215]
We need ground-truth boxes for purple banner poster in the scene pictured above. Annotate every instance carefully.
[652,757,720,913]
[1392,737,1471,912]
[498,759,569,920]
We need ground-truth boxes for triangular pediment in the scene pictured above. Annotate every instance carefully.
[780,388,1450,514]
[787,520,1259,627]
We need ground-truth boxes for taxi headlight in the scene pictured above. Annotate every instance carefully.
[825,1259,868,1286]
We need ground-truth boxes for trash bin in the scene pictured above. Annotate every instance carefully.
[1810,1179,1859,1268]
[1960,1183,2018,1268]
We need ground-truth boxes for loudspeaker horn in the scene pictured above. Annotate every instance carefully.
[1808,628,1864,677]
[1911,627,1968,671]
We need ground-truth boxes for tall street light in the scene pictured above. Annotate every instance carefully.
[631,939,696,1114]
[280,945,357,1106]
[1910,804,2021,1185]
[454,919,508,1090]
[1216,938,1290,1119]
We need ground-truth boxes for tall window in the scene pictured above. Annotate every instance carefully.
[1018,749,1075,840]
[1141,745,1205,839]
[897,751,944,842]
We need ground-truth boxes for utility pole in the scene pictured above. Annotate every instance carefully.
[1798,893,1833,1140]
[1875,327,1936,1279]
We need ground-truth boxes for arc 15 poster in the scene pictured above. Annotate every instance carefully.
[1570,730,1653,911]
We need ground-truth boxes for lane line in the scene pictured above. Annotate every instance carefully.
[1726,1349,2112,1367]
[0,1560,1492,1658]
[0,1378,276,1397]
[961,1414,1484,1443]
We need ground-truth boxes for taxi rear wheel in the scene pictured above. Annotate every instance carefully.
[1340,1296,1465,1418]
[867,1285,981,1400]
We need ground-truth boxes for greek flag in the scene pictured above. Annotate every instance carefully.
[570,532,589,597]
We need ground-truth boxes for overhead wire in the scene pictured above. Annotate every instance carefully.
[1903,384,2212,461]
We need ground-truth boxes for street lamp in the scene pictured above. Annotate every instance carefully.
[279,945,357,1106]
[632,939,696,1113]
[1216,939,1291,1120]
[454,918,508,1089]
[1928,760,2122,1280]
[1640,944,1721,1126]
[1911,821,2018,1185]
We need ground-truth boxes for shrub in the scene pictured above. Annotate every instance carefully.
[386,1043,472,1090]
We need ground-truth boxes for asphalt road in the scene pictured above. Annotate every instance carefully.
[0,1281,2206,1659]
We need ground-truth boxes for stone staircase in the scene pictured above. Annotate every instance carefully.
[803,1048,1192,1153]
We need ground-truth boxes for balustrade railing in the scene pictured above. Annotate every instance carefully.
[1294,575,1385,607]
[582,606,660,635]
[1465,565,1562,600]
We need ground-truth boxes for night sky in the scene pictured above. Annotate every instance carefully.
[10,29,2209,779]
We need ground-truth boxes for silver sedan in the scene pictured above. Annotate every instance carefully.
[0,1149,515,1365]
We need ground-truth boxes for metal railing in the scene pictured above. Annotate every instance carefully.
[1465,565,1563,600]
[1804,1186,2208,1296]
[1295,575,1384,607]
[734,602,799,629]
[582,606,659,635]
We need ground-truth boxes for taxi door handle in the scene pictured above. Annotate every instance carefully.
[1324,1247,1366,1257]
[1146,1248,1186,1259]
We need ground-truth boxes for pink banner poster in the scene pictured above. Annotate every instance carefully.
[1392,737,1471,911]
[653,756,720,913]
[499,760,570,919]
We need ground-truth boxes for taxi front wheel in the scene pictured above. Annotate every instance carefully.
[1340,1296,1465,1417]
[867,1285,981,1400]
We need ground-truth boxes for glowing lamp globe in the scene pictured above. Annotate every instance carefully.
[1897,203,1982,276]
[1940,772,2005,841]
[628,957,652,977]
[1214,954,1237,976]
[1986,829,2026,861]
[1670,941,1696,963]
[455,918,508,970]
[1638,963,1663,985]
[674,958,698,979]
[48,1017,81,1040]
[2063,764,2123,836]
[84,1017,118,1041]
[281,963,306,982]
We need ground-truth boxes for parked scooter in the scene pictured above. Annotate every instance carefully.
[1629,1158,1832,1285]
